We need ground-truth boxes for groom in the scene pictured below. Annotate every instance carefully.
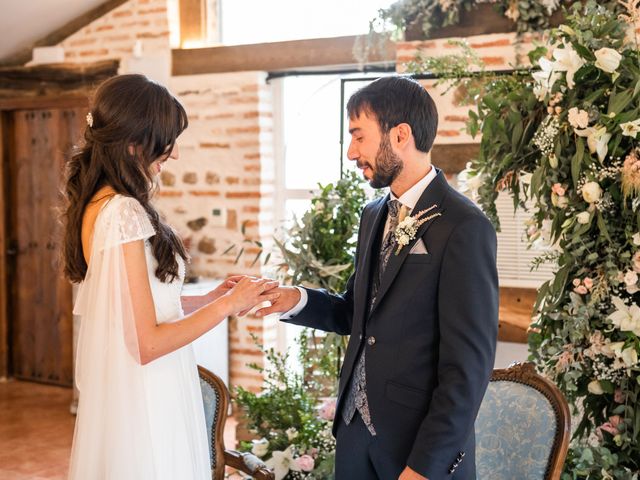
[256,76,498,479]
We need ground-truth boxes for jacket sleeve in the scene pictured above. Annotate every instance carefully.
[280,205,369,336]
[407,214,499,479]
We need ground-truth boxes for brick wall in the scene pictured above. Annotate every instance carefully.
[53,0,276,394]
[60,0,170,64]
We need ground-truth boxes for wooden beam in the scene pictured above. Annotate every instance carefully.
[179,0,206,48]
[0,0,129,67]
[172,34,395,76]
[0,111,8,379]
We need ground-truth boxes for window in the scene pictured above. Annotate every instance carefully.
[220,0,396,45]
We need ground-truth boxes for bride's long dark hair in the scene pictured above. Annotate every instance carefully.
[62,74,189,283]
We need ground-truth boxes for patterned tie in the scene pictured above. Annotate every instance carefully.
[342,199,403,436]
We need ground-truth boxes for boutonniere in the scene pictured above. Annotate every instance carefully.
[394,204,441,255]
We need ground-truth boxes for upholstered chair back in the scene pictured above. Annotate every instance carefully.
[475,363,570,480]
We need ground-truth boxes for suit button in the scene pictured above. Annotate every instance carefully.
[367,336,376,346]
[359,333,363,340]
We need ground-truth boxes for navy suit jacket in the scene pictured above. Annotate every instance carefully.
[283,170,498,479]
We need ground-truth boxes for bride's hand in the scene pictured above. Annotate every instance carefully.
[181,275,248,314]
[222,277,280,316]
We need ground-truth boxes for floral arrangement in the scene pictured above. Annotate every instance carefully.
[450,1,639,476]
[393,204,441,254]
[235,334,337,480]
[370,0,564,41]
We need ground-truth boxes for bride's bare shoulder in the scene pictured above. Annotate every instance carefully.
[81,187,118,263]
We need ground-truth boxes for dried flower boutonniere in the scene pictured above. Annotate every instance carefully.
[394,204,441,255]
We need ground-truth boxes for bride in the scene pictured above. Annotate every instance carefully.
[62,74,278,479]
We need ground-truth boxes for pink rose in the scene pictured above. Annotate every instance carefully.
[318,397,337,421]
[583,277,593,290]
[296,455,315,472]
[574,285,588,295]
[633,251,640,273]
[572,278,581,287]
[551,183,566,196]
[614,389,626,403]
[598,415,622,436]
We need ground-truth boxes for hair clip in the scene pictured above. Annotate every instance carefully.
[86,112,94,128]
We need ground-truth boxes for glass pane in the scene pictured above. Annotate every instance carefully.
[283,75,342,190]
[221,0,396,45]
[283,198,312,230]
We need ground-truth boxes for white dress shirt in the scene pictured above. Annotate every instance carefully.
[281,166,437,319]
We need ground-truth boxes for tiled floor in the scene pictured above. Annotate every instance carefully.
[0,380,75,480]
[0,380,240,480]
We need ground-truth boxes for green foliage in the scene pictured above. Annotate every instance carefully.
[235,335,336,479]
[410,0,640,477]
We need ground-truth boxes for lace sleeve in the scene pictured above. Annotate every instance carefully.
[100,196,155,250]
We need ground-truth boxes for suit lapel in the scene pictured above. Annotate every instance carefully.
[369,170,449,316]
[355,194,389,310]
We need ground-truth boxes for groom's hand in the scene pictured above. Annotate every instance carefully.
[399,467,427,480]
[254,286,301,317]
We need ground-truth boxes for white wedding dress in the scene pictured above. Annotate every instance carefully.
[69,195,210,479]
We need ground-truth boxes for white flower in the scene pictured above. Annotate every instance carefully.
[594,47,622,73]
[549,154,559,169]
[624,270,638,286]
[399,234,411,245]
[568,107,590,129]
[582,182,603,203]
[621,347,638,367]
[588,380,604,395]
[551,193,569,208]
[286,427,299,441]
[552,42,586,89]
[532,57,561,100]
[620,119,640,138]
[251,438,270,458]
[265,446,301,480]
[558,24,575,36]
[86,112,94,127]
[575,126,611,162]
[576,211,591,224]
[466,174,484,193]
[609,296,640,335]
[634,232,640,246]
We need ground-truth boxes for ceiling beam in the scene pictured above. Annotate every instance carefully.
[0,0,129,67]
[172,34,395,76]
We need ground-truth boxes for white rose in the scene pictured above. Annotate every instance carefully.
[399,234,411,245]
[633,232,640,246]
[568,107,590,129]
[624,270,638,286]
[621,347,638,368]
[551,193,568,208]
[588,380,604,395]
[251,438,270,458]
[548,154,559,169]
[582,182,602,203]
[286,427,299,441]
[576,211,591,224]
[594,47,622,74]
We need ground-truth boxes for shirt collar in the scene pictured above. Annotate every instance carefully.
[390,165,437,211]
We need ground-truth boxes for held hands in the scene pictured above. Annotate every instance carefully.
[221,276,280,317]
[254,286,301,317]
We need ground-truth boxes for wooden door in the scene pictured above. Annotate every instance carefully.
[7,107,84,386]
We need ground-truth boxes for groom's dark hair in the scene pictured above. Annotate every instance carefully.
[346,76,438,153]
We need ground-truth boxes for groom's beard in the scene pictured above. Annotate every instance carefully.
[359,134,403,189]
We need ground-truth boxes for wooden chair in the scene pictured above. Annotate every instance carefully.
[475,362,571,480]
[197,366,274,480]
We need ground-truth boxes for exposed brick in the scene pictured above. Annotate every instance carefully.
[79,49,109,57]
[138,7,167,15]
[470,38,511,48]
[95,25,115,32]
[226,126,261,135]
[189,191,221,197]
[113,10,134,18]
[243,153,261,160]
[229,96,260,104]
[227,209,238,230]
[242,206,260,213]
[244,165,261,172]
[158,191,183,197]
[160,170,176,186]
[226,192,261,199]
[481,56,507,66]
[437,130,462,137]
[200,142,230,149]
[183,172,198,184]
[187,217,207,231]
[206,172,221,184]
[198,237,217,254]
[137,31,170,38]
[69,37,98,47]
[242,178,261,186]
[225,176,240,185]
[444,115,469,123]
